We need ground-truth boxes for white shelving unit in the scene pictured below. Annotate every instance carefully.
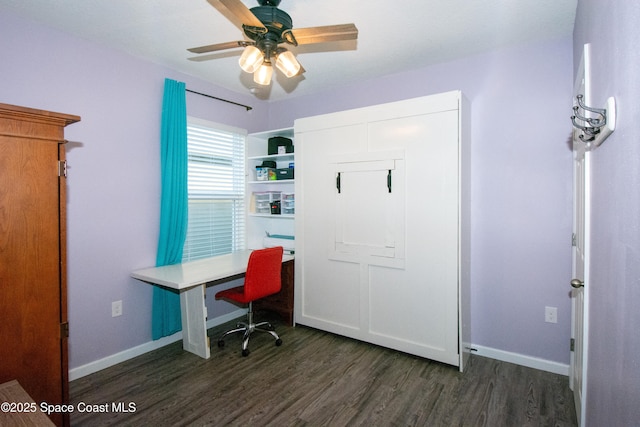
[246,127,295,252]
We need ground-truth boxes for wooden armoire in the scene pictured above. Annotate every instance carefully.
[0,103,80,426]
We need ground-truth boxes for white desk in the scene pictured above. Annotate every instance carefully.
[131,249,293,359]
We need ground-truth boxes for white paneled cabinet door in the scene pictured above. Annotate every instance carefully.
[368,111,460,365]
[294,91,470,370]
[295,123,367,332]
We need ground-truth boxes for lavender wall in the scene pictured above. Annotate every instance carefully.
[573,1,640,424]
[271,38,575,364]
[0,11,269,369]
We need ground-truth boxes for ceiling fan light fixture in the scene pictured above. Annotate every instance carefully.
[239,45,264,73]
[188,0,359,89]
[254,63,273,85]
[275,50,301,78]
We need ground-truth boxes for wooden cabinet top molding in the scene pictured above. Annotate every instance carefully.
[0,103,80,142]
[0,103,80,125]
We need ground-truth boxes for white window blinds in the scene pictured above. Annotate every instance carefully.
[182,118,246,262]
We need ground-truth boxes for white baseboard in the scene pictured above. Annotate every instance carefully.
[472,344,569,376]
[68,309,246,381]
[70,322,569,381]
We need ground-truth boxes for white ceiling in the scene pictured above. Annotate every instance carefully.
[2,0,577,101]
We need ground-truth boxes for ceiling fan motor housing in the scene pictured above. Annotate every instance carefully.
[245,3,294,61]
[257,0,281,6]
[247,5,292,40]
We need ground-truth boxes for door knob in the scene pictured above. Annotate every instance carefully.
[570,279,584,288]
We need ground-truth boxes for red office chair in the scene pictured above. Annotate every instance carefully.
[215,246,284,356]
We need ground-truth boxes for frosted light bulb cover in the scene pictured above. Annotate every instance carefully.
[239,46,264,73]
[275,51,301,78]
[254,63,273,85]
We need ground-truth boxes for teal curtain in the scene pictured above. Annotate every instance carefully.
[152,78,188,339]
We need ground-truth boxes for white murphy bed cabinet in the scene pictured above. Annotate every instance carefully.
[293,91,471,371]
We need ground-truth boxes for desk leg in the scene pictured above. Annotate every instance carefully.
[179,284,211,359]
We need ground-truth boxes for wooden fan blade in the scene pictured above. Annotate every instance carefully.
[188,49,245,62]
[187,40,252,54]
[287,23,358,46]
[215,0,266,32]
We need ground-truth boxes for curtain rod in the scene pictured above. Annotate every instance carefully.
[186,89,252,111]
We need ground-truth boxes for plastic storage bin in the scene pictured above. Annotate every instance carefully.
[255,167,276,181]
[253,191,281,214]
[281,193,295,215]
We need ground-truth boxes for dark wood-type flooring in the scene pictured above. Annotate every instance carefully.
[70,315,577,426]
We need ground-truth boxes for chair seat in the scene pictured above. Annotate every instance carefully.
[215,285,252,304]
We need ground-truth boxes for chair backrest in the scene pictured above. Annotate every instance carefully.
[243,246,284,301]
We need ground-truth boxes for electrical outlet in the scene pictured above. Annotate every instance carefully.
[545,306,557,323]
[112,300,123,317]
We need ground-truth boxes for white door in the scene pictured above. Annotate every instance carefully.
[571,137,588,424]
[570,44,591,426]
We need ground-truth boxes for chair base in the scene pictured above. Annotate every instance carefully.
[216,302,282,356]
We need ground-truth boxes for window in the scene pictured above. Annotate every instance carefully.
[182,118,246,262]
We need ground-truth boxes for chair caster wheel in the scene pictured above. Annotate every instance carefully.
[217,340,225,348]
[275,338,283,346]
[242,349,250,357]
[266,324,275,331]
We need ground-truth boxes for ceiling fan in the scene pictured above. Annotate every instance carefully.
[188,0,358,86]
